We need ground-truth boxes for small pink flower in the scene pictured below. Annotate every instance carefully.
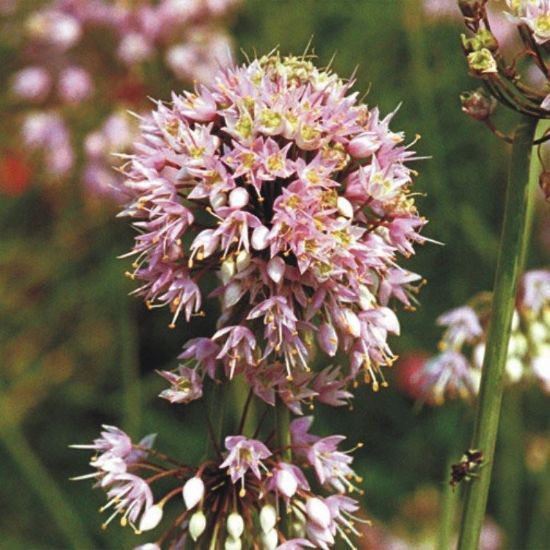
[220,436,272,486]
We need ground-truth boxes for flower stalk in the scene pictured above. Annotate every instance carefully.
[457,116,537,550]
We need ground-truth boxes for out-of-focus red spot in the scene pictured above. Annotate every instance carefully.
[113,78,148,105]
[0,152,33,197]
[395,352,428,400]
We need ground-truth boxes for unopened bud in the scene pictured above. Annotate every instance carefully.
[267,256,286,284]
[224,537,242,550]
[261,528,279,550]
[235,249,251,272]
[458,0,487,18]
[306,497,331,529]
[336,196,354,218]
[252,225,270,250]
[229,187,250,209]
[211,191,227,210]
[224,281,243,308]
[221,257,236,284]
[342,308,362,338]
[259,505,277,533]
[467,49,497,75]
[182,476,204,510]
[460,88,497,121]
[139,504,163,532]
[189,511,207,541]
[476,29,498,51]
[226,512,244,538]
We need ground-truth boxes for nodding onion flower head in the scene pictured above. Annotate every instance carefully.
[120,51,427,399]
[417,269,550,404]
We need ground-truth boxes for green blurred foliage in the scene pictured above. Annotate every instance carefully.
[0,1,548,549]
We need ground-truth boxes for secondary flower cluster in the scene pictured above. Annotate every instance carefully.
[73,418,366,549]
[120,52,426,401]
[458,0,550,129]
[7,0,239,192]
[415,269,550,404]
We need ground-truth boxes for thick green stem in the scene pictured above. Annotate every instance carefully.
[457,117,537,550]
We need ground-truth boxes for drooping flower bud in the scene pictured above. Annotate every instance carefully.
[182,476,205,510]
[221,257,236,284]
[318,322,338,357]
[305,497,331,529]
[336,196,354,218]
[267,256,286,284]
[251,225,270,250]
[226,512,245,538]
[224,281,243,308]
[259,505,277,533]
[235,249,251,272]
[224,536,242,550]
[341,308,362,338]
[460,88,497,121]
[139,503,163,532]
[347,132,379,158]
[229,187,250,208]
[189,511,207,541]
[261,529,279,550]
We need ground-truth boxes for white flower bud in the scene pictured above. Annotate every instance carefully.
[182,477,204,510]
[226,512,244,538]
[139,504,163,532]
[211,191,227,210]
[275,468,298,498]
[229,187,250,209]
[336,196,353,218]
[224,536,242,550]
[189,511,207,541]
[259,505,277,533]
[221,257,236,284]
[358,284,375,311]
[224,281,243,308]
[235,249,251,272]
[252,225,270,250]
[306,497,331,529]
[342,308,361,337]
[267,256,286,284]
[261,529,279,549]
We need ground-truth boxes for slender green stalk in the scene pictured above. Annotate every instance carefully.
[495,389,523,548]
[0,413,94,550]
[457,116,537,550]
[438,455,460,550]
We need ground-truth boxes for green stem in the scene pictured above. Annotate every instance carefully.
[0,414,95,550]
[457,116,538,550]
[495,389,523,548]
[438,455,460,550]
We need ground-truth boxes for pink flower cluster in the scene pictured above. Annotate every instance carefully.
[416,269,550,404]
[74,418,365,548]
[121,53,427,404]
[75,53,427,549]
[9,0,239,187]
